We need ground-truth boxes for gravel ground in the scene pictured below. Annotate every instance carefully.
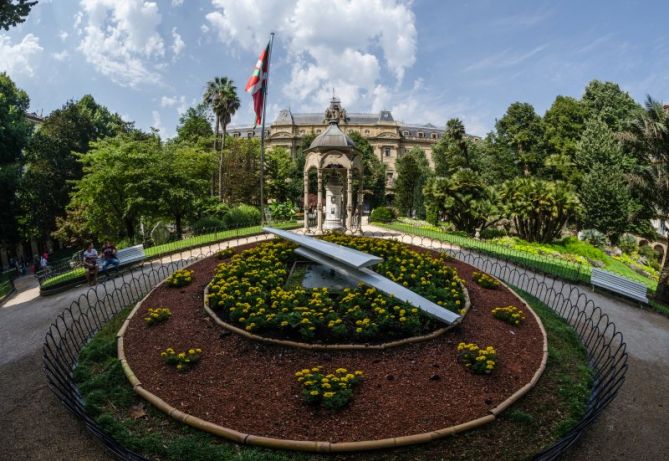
[0,228,667,460]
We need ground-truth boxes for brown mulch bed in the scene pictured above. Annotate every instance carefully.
[123,242,544,443]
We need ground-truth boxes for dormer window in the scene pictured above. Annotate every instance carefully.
[431,133,438,139]
[233,132,240,137]
[247,132,254,138]
[417,132,424,138]
[402,130,409,136]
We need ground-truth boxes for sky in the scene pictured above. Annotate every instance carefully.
[2,0,669,138]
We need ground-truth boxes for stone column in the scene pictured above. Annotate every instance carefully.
[356,172,364,235]
[316,168,324,234]
[303,170,310,233]
[346,169,353,233]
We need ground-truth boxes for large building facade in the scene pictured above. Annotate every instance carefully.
[228,97,455,191]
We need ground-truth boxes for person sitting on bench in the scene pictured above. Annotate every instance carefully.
[101,241,120,272]
[83,242,99,286]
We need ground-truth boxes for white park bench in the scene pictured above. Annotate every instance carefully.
[591,267,648,304]
[98,244,145,270]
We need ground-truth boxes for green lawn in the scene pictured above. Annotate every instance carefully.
[41,222,299,290]
[0,279,13,299]
[375,221,658,290]
[73,288,592,461]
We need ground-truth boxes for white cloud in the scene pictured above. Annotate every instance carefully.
[205,0,417,108]
[171,0,184,6]
[59,31,69,41]
[151,110,165,133]
[0,33,43,77]
[171,27,185,58]
[77,0,166,88]
[52,50,70,61]
[465,45,548,72]
[160,95,188,115]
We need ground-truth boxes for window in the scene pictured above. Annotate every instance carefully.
[233,132,240,138]
[364,129,370,135]
[316,129,321,134]
[299,130,305,135]
[417,132,424,138]
[386,172,393,180]
[431,133,438,139]
[402,130,409,137]
[247,132,254,138]
[384,147,391,157]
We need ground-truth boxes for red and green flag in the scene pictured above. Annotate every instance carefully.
[245,42,270,126]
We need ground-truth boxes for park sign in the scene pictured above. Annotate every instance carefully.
[264,227,462,325]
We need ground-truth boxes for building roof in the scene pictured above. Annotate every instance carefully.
[308,121,357,150]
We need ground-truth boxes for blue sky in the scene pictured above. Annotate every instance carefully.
[1,0,668,137]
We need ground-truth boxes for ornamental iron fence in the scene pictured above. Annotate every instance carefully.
[42,229,627,461]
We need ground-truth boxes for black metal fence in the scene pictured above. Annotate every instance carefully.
[42,229,628,461]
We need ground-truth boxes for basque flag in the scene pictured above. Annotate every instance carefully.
[245,42,270,126]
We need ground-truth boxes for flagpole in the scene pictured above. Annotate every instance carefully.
[259,32,275,224]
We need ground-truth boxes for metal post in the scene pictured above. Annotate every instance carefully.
[259,32,275,224]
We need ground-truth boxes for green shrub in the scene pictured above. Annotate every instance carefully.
[267,201,296,222]
[191,217,224,235]
[457,342,497,374]
[472,271,500,289]
[165,269,193,288]
[579,229,606,248]
[295,366,363,411]
[161,347,202,373]
[370,206,396,223]
[618,234,638,254]
[143,307,172,326]
[491,305,526,325]
[479,227,507,240]
[222,204,261,229]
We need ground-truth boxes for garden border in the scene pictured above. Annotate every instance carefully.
[118,270,545,452]
[42,229,628,460]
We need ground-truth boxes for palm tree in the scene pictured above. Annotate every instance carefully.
[203,77,240,200]
[624,96,669,302]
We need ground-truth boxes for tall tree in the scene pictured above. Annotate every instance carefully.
[176,104,214,145]
[0,0,37,30]
[19,95,128,241]
[624,97,669,302]
[581,80,642,132]
[495,102,545,176]
[0,73,32,258]
[542,95,587,181]
[203,77,240,199]
[349,131,386,207]
[395,147,431,218]
[433,118,472,176]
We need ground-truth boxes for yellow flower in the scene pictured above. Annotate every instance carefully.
[310,390,319,396]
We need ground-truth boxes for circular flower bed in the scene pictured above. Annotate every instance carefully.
[206,235,467,343]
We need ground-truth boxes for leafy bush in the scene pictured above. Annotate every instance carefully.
[618,234,638,254]
[457,342,497,374]
[165,269,193,288]
[191,216,224,235]
[479,227,507,240]
[491,305,526,325]
[472,271,500,289]
[216,248,236,260]
[370,206,396,223]
[579,229,606,248]
[160,347,202,373]
[295,366,363,410]
[267,201,296,222]
[143,307,172,326]
[500,178,581,243]
[222,204,261,229]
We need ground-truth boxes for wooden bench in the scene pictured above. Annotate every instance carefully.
[591,268,648,304]
[98,244,145,271]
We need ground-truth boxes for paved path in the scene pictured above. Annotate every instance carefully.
[0,228,667,460]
